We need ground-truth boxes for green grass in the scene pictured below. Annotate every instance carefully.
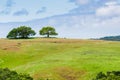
[0,38,120,80]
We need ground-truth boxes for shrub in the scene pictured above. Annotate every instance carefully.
[93,71,120,80]
[0,68,33,80]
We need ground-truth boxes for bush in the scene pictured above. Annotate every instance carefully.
[0,68,33,80]
[93,71,120,80]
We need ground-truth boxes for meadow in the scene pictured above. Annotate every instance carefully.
[0,38,120,80]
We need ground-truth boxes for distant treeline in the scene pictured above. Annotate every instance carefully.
[99,35,120,41]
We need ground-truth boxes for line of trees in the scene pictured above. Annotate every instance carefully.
[7,26,58,39]
[99,35,120,41]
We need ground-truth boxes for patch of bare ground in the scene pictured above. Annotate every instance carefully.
[33,67,86,80]
[33,72,54,80]
[54,67,86,80]
[0,41,22,51]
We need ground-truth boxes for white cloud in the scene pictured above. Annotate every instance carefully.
[105,1,118,6]
[96,1,120,17]
[69,0,101,5]
[44,14,120,38]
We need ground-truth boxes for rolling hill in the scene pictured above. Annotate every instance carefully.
[0,38,120,80]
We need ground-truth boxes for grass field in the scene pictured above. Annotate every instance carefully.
[0,38,120,80]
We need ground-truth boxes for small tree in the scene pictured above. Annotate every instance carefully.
[7,26,36,39]
[39,26,58,38]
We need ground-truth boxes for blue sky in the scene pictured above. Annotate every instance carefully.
[0,0,119,22]
[0,0,120,38]
[0,0,76,22]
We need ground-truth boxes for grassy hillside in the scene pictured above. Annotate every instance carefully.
[0,38,120,80]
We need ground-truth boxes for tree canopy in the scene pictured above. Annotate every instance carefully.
[39,26,58,38]
[7,26,36,39]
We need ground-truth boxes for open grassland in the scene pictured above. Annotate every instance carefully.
[0,38,120,80]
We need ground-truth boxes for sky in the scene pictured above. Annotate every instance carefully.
[0,0,120,38]
[0,0,76,22]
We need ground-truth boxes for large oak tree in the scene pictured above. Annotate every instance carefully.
[7,26,36,39]
[39,26,58,38]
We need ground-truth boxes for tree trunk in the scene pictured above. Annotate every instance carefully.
[47,33,49,38]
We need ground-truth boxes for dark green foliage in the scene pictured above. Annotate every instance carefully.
[100,35,120,41]
[7,26,36,39]
[0,68,33,80]
[93,71,120,80]
[39,26,58,38]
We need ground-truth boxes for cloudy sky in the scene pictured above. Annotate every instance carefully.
[0,0,120,38]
